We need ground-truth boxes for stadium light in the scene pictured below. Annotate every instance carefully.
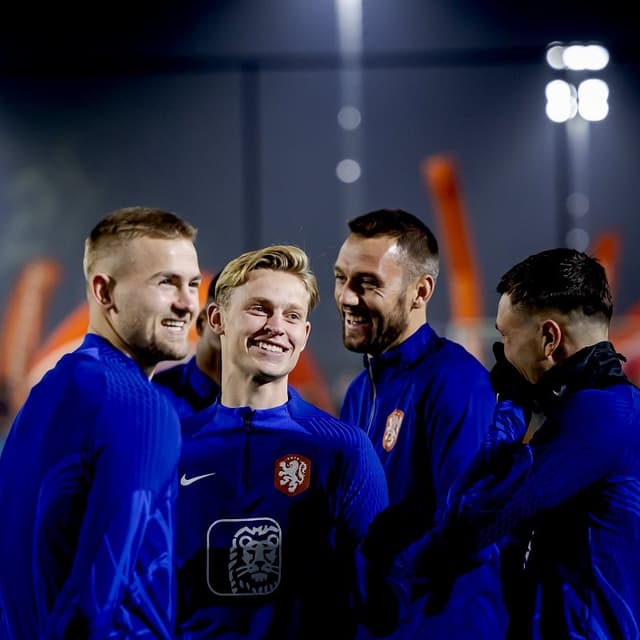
[545,42,610,122]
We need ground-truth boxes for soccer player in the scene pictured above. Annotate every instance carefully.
[388,248,640,639]
[0,207,201,638]
[334,209,507,639]
[175,244,389,639]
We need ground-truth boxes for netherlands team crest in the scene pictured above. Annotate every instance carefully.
[274,454,311,496]
[382,409,404,451]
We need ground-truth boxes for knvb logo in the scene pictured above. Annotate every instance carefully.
[274,454,311,497]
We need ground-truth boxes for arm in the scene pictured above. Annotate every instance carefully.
[49,381,180,638]
[426,357,496,519]
[395,390,631,588]
[336,426,396,635]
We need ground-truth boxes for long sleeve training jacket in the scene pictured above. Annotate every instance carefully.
[176,391,389,640]
[341,323,507,640]
[0,333,180,639]
[396,341,640,640]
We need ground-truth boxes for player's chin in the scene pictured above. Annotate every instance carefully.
[342,333,369,354]
[157,340,190,362]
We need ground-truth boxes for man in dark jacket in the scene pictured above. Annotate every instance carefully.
[388,248,640,639]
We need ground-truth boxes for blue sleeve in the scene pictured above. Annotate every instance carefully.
[445,399,528,505]
[338,426,389,541]
[336,426,392,635]
[399,389,638,579]
[46,372,180,638]
[425,358,495,518]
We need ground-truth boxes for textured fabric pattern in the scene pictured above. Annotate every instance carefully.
[341,323,507,639]
[153,355,221,419]
[0,334,181,639]
[397,342,640,639]
[176,392,389,639]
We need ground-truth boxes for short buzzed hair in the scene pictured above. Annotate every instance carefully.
[83,206,197,280]
[348,208,439,281]
[215,245,319,315]
[497,248,613,322]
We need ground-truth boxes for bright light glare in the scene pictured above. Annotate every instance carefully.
[578,79,609,121]
[546,44,565,70]
[336,158,361,183]
[563,45,588,70]
[563,44,610,71]
[545,80,578,122]
[546,42,609,71]
[335,0,363,54]
[584,45,609,70]
[337,106,362,130]
[546,79,573,101]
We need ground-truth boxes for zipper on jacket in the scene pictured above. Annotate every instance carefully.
[243,411,253,488]
[366,363,377,437]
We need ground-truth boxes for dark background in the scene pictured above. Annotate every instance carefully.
[1,0,638,409]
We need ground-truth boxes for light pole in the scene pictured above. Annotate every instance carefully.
[545,42,610,249]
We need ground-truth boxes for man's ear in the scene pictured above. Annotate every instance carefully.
[411,274,435,310]
[90,274,114,309]
[541,318,561,359]
[300,320,311,352]
[209,303,224,335]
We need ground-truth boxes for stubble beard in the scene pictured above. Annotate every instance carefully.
[342,299,410,356]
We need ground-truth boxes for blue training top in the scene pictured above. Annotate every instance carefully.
[153,355,221,420]
[176,391,389,639]
[341,323,507,640]
[0,333,181,639]
[396,342,640,639]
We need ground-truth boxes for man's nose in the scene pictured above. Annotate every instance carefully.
[336,283,359,306]
[264,315,285,334]
[175,285,199,315]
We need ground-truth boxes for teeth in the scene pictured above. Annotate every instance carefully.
[163,320,185,328]
[256,341,284,353]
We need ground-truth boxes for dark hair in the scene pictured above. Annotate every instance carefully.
[195,272,221,335]
[347,208,439,280]
[497,248,612,321]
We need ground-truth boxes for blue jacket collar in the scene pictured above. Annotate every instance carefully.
[364,323,438,372]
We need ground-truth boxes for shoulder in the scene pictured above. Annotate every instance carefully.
[413,337,491,390]
[431,336,486,368]
[288,393,369,445]
[34,349,109,410]
[68,345,180,437]
[565,384,640,426]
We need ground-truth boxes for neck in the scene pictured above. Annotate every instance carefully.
[554,325,609,364]
[86,320,155,379]
[220,371,289,409]
[195,350,221,385]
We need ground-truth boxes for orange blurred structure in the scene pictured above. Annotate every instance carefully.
[422,154,485,361]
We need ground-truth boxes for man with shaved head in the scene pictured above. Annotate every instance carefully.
[0,206,201,638]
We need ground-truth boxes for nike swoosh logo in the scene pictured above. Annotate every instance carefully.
[180,472,217,487]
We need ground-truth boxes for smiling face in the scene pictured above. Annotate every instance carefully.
[334,234,417,355]
[96,236,201,372]
[213,269,311,387]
